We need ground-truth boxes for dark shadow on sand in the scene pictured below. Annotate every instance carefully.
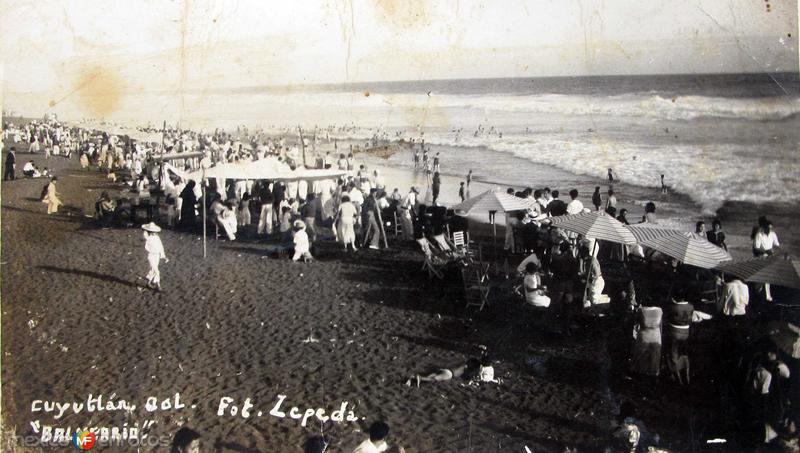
[36,265,141,288]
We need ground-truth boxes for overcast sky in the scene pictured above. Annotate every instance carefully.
[1,0,797,115]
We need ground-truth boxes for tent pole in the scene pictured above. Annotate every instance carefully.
[298,126,307,167]
[376,194,389,249]
[202,170,207,259]
[159,120,166,189]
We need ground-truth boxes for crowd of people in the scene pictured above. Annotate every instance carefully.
[3,117,798,451]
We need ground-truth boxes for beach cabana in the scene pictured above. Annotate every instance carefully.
[186,157,347,182]
[715,254,800,289]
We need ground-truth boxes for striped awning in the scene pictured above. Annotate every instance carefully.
[716,255,800,289]
[626,223,685,243]
[547,211,637,244]
[633,230,732,269]
[452,189,533,215]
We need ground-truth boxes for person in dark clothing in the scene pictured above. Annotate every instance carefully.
[707,219,727,251]
[179,180,198,229]
[431,172,441,205]
[458,182,466,202]
[273,181,286,207]
[548,241,579,332]
[412,204,430,239]
[4,147,16,181]
[592,186,602,211]
[546,190,567,216]
[665,291,694,383]
[617,208,630,225]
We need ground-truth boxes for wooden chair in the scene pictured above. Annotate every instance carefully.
[452,230,466,251]
[417,237,448,279]
[462,263,490,311]
[393,210,402,238]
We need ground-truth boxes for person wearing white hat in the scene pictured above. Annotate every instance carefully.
[142,222,168,291]
[291,220,313,262]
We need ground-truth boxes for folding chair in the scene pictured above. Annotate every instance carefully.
[462,263,490,311]
[393,210,402,238]
[452,231,466,251]
[417,237,447,279]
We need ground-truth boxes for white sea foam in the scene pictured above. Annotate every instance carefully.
[248,91,800,122]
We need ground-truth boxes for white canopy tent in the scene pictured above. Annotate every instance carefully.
[185,157,348,182]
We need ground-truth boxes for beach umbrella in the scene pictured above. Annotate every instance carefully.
[626,223,685,243]
[452,189,532,254]
[716,254,800,289]
[627,227,732,269]
[547,211,637,245]
[452,188,533,215]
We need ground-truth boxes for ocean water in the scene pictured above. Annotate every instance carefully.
[78,73,800,213]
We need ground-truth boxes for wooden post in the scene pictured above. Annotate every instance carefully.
[159,120,166,189]
[298,126,307,168]
[375,195,389,249]
[202,167,207,259]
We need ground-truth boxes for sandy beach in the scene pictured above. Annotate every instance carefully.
[2,142,760,452]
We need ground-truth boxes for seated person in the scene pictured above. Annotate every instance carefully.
[96,191,117,227]
[22,160,36,177]
[523,261,551,307]
[210,194,237,240]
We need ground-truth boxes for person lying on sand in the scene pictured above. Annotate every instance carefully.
[404,356,498,387]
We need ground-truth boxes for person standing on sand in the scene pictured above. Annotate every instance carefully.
[292,220,313,262]
[695,221,706,235]
[431,172,441,205]
[142,222,168,292]
[608,168,614,183]
[592,186,602,211]
[433,152,440,172]
[400,187,418,241]
[660,174,668,195]
[4,147,16,180]
[707,219,727,251]
[753,219,780,302]
[413,149,419,169]
[566,189,584,215]
[336,194,359,252]
[459,182,466,202]
[42,176,62,214]
[641,202,658,224]
[466,169,473,187]
[606,189,617,211]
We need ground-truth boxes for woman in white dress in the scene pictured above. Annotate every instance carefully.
[336,194,358,252]
[210,193,237,241]
[523,261,551,308]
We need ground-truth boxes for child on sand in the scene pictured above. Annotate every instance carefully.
[42,176,62,214]
[142,222,168,292]
[292,220,313,262]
